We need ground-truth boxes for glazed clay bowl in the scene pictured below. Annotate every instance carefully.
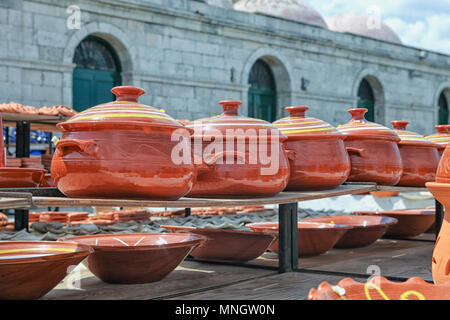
[246,222,351,257]
[355,209,435,238]
[302,215,398,248]
[59,233,205,284]
[0,241,92,300]
[0,168,46,188]
[161,225,275,262]
[308,276,450,300]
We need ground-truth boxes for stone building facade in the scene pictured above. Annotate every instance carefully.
[1,0,450,134]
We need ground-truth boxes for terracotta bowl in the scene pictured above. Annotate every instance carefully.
[59,233,205,284]
[355,209,435,238]
[246,222,351,257]
[308,276,450,300]
[302,215,398,248]
[39,173,55,188]
[0,241,92,300]
[161,225,276,262]
[0,168,46,188]
[370,191,400,198]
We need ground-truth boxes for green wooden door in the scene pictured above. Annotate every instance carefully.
[357,99,375,122]
[73,68,121,112]
[248,88,277,122]
[439,92,449,125]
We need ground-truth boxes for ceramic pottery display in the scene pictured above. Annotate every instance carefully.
[51,86,195,200]
[337,108,403,185]
[302,215,398,248]
[425,125,450,157]
[59,233,205,284]
[0,167,46,188]
[391,121,440,187]
[0,241,92,299]
[161,225,275,262]
[185,100,290,198]
[272,106,350,190]
[308,276,450,300]
[355,209,435,238]
[246,221,351,257]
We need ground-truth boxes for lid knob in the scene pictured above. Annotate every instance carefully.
[111,86,146,102]
[391,120,409,130]
[285,106,309,117]
[435,125,450,133]
[348,108,368,120]
[219,100,242,116]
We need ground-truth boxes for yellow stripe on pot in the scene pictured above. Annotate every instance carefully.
[281,127,334,134]
[0,248,76,255]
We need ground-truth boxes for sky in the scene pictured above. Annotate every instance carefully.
[304,0,450,55]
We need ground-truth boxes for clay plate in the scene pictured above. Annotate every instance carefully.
[355,209,435,238]
[0,167,46,188]
[59,233,205,284]
[246,222,351,257]
[302,215,398,248]
[161,225,275,263]
[308,276,450,300]
[0,241,92,299]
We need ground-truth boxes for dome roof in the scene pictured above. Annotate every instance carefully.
[327,13,402,44]
[206,0,233,9]
[234,0,328,29]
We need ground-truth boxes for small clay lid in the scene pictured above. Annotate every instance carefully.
[273,106,344,140]
[187,100,284,140]
[58,86,184,131]
[391,121,440,148]
[425,125,450,149]
[337,108,400,142]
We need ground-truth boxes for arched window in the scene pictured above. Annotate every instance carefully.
[72,36,122,112]
[248,59,277,122]
[439,92,449,125]
[357,78,375,122]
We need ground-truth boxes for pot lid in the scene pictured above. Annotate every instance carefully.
[337,108,400,142]
[58,86,184,131]
[391,121,439,148]
[425,125,450,149]
[186,100,284,140]
[272,106,344,140]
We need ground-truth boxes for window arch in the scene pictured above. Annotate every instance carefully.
[74,36,121,72]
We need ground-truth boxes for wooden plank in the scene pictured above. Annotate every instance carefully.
[32,184,377,208]
[43,260,276,300]
[0,192,31,210]
[168,272,350,300]
[376,185,429,192]
[1,112,68,124]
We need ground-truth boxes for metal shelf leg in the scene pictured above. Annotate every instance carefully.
[278,202,298,273]
[435,200,444,239]
[14,209,29,231]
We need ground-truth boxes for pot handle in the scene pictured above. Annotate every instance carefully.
[56,139,99,158]
[346,146,365,157]
[284,149,297,160]
[204,151,249,166]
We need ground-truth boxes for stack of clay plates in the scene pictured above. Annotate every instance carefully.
[5,158,22,168]
[68,212,89,224]
[21,157,45,169]
[40,154,52,171]
[114,210,150,223]
[39,212,69,224]
[29,212,42,223]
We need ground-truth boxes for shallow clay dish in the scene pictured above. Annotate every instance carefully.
[302,215,398,248]
[59,233,205,284]
[0,167,46,188]
[161,225,275,262]
[0,241,92,299]
[308,276,450,300]
[355,209,435,238]
[246,221,351,257]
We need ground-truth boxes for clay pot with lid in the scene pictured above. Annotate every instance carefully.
[273,106,350,190]
[390,121,440,187]
[337,108,403,185]
[185,100,290,198]
[425,125,450,157]
[51,86,196,200]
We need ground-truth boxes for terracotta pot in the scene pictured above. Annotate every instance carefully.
[246,221,351,257]
[0,241,92,299]
[390,121,440,187]
[337,108,403,185]
[272,106,350,190]
[59,233,205,284]
[370,190,400,198]
[425,125,450,158]
[39,173,55,188]
[185,100,290,198]
[354,209,435,238]
[161,225,275,262]
[308,276,450,300]
[302,215,398,248]
[51,86,196,200]
[0,167,46,188]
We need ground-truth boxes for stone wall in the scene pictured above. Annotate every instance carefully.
[0,0,449,134]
